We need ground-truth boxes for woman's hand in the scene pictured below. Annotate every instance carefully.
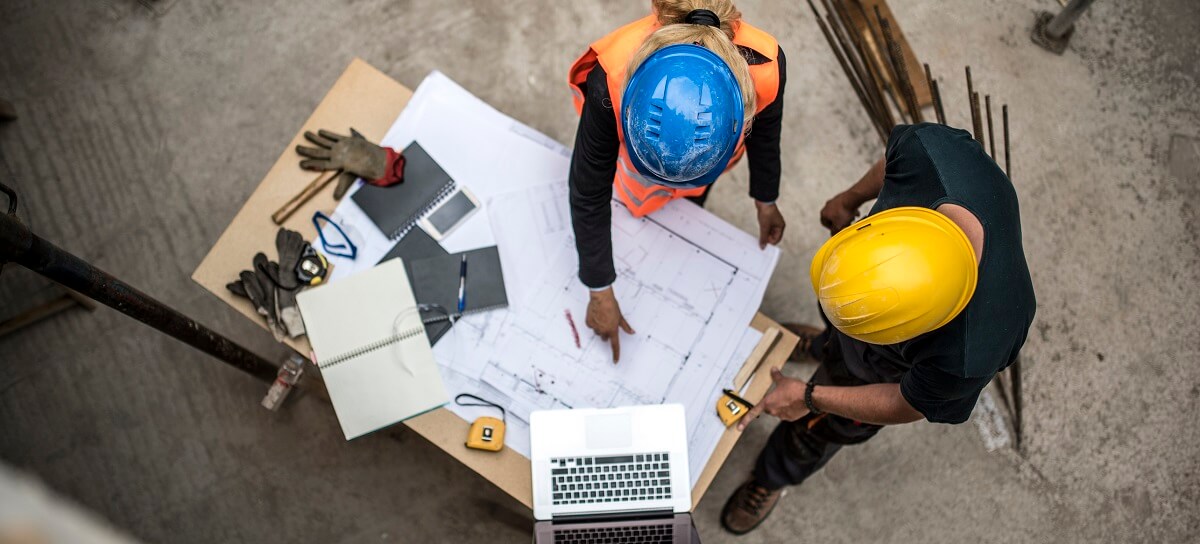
[737,369,811,431]
[819,191,862,235]
[755,201,786,249]
[586,287,635,363]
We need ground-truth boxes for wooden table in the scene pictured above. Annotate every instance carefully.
[191,58,799,509]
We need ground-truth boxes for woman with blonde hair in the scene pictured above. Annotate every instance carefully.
[567,1,788,379]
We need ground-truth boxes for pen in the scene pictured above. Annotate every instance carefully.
[457,254,468,313]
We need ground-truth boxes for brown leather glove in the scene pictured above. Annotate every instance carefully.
[296,129,388,199]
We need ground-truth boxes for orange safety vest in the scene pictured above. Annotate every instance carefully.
[569,15,780,217]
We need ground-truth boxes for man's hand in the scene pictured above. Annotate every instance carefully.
[819,191,862,235]
[755,201,786,249]
[586,287,635,363]
[737,369,810,431]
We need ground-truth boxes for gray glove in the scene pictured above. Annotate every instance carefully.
[263,229,308,338]
[296,129,387,199]
[226,253,285,341]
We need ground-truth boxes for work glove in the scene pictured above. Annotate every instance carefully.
[296,129,396,199]
[227,253,285,342]
[266,228,307,337]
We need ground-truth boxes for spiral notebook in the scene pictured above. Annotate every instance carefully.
[296,258,448,440]
[352,141,456,241]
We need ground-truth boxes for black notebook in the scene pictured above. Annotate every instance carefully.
[407,246,508,343]
[352,142,456,241]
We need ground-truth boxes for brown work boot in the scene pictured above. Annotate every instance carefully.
[720,479,784,535]
[782,322,824,363]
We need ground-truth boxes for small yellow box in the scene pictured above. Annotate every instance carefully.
[716,390,754,428]
[466,416,505,452]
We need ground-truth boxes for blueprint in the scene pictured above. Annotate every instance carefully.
[317,71,781,487]
[436,181,778,486]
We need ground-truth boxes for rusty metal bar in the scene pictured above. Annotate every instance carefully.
[931,79,946,125]
[876,7,923,123]
[808,0,889,143]
[1003,104,1011,177]
[1011,356,1023,451]
[924,63,945,125]
[966,67,983,143]
[830,0,893,129]
[0,182,277,383]
[826,7,885,131]
[986,95,996,158]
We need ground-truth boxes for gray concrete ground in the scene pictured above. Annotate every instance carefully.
[1,0,1197,542]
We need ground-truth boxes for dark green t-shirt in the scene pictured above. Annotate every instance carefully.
[832,123,1036,424]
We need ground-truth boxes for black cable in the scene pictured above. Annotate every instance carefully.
[454,393,506,423]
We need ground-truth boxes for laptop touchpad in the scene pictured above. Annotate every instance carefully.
[585,413,633,449]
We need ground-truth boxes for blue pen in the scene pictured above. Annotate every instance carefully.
[457,254,468,313]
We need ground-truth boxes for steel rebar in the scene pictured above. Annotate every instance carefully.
[876,7,923,123]
[1003,104,1011,178]
[809,0,889,142]
[985,95,996,158]
[931,78,946,125]
[924,63,945,125]
[826,7,886,132]
[831,0,893,128]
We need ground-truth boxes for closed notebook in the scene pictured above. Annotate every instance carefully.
[296,258,448,440]
[352,142,456,241]
[407,246,509,320]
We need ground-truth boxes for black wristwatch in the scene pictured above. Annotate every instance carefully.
[805,380,822,415]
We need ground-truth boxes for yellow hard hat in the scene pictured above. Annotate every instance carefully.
[810,207,978,345]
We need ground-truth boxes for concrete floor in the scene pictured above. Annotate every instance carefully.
[1,0,1197,542]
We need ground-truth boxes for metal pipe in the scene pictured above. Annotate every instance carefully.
[985,95,996,158]
[1044,0,1096,39]
[0,188,278,383]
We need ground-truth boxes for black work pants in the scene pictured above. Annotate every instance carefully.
[752,325,885,490]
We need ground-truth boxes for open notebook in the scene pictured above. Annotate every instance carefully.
[296,258,448,440]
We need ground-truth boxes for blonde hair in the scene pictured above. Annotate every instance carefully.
[625,0,756,130]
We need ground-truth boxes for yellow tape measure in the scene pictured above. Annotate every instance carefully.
[456,394,506,452]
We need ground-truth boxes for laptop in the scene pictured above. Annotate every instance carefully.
[530,404,701,543]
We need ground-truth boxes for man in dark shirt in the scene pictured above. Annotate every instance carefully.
[720,123,1036,535]
[570,46,787,362]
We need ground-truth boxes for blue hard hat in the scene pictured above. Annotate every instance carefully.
[621,44,745,189]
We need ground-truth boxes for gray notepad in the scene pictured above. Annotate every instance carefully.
[352,142,456,240]
[407,246,508,320]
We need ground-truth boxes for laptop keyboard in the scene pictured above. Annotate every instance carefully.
[553,523,674,543]
[550,453,672,505]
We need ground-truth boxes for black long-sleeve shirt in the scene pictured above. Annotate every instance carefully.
[569,46,787,288]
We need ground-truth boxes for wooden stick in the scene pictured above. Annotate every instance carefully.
[271,170,340,225]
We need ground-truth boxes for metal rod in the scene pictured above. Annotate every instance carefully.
[808,0,889,143]
[924,64,945,125]
[1003,104,1011,178]
[966,67,980,141]
[1011,356,1023,451]
[971,92,984,144]
[831,0,893,129]
[876,7,922,123]
[1044,0,1096,39]
[985,95,996,158]
[931,78,946,125]
[0,190,278,383]
[827,12,888,134]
